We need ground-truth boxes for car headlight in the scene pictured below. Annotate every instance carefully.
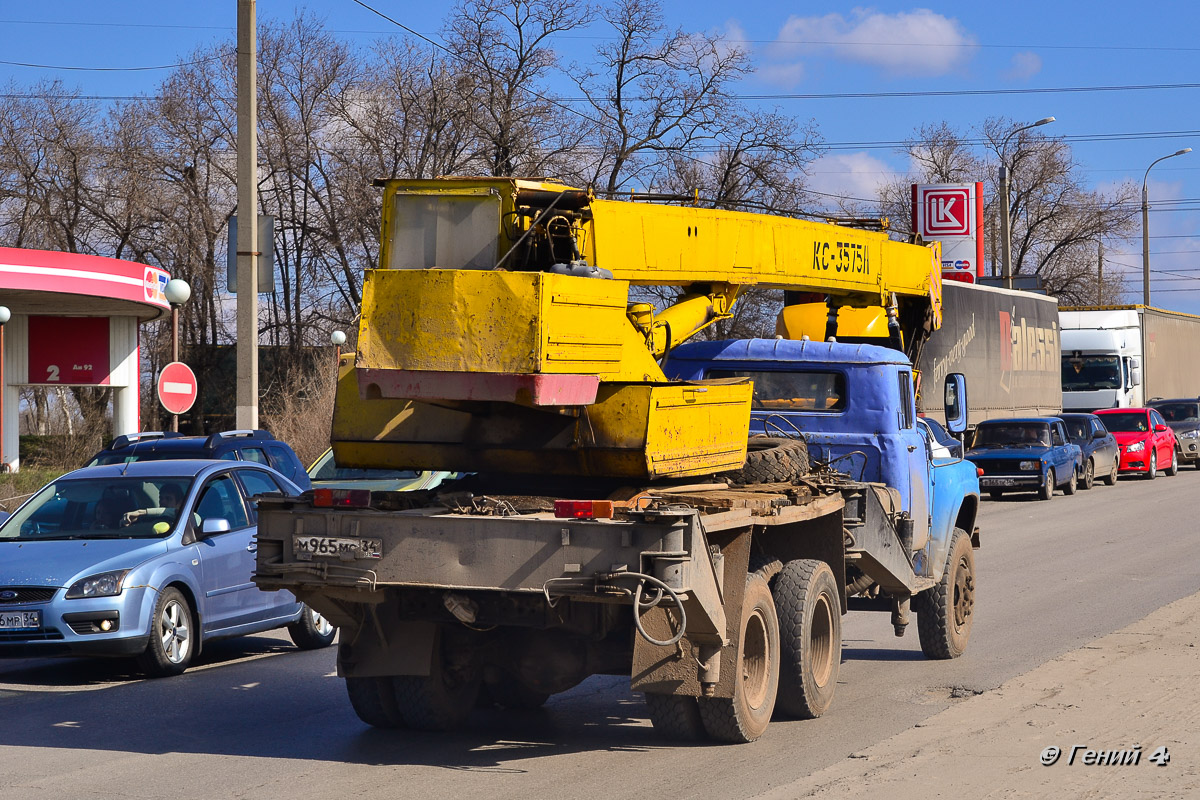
[1181,430,1199,440]
[1126,441,1145,453]
[65,570,129,599]
[1019,460,1039,471]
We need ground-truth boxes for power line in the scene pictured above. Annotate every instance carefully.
[0,53,229,72]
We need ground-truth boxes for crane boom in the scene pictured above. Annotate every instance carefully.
[336,177,943,480]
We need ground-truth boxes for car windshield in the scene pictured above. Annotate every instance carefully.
[1098,413,1150,433]
[1150,402,1200,423]
[0,477,194,541]
[310,451,420,482]
[1061,355,1122,391]
[973,423,1051,448]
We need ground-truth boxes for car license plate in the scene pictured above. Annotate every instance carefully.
[292,535,382,560]
[981,478,1017,487]
[0,610,41,631]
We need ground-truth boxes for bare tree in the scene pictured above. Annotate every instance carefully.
[444,0,595,178]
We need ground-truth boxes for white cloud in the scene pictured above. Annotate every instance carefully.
[769,8,978,77]
[759,61,806,88]
[1003,51,1042,81]
[806,152,901,203]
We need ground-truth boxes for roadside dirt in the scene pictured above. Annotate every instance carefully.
[758,589,1200,798]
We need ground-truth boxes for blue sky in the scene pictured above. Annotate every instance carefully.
[1,2,1197,308]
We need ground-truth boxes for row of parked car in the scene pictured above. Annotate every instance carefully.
[0,429,454,677]
[964,397,1200,501]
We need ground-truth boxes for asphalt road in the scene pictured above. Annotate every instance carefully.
[2,467,1198,800]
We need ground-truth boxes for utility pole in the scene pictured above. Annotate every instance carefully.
[1097,241,1104,305]
[236,0,259,429]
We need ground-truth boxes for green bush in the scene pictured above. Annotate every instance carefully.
[0,468,61,512]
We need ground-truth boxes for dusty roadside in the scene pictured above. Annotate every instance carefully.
[757,588,1200,799]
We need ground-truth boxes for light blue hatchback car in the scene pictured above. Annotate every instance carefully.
[0,460,335,676]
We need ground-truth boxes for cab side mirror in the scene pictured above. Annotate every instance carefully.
[944,373,969,434]
[200,518,231,537]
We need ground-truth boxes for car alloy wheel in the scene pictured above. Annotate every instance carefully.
[158,597,191,665]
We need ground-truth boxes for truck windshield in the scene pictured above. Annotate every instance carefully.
[0,477,195,541]
[1098,413,1150,433]
[972,423,1051,448]
[1061,355,1121,391]
[1149,402,1200,423]
[387,192,500,270]
[707,369,845,411]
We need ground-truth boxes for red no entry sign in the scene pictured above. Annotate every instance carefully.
[157,362,198,415]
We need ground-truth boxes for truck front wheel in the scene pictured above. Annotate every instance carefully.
[914,528,975,659]
[698,573,780,743]
[772,559,841,719]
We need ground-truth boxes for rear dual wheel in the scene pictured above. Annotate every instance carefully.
[697,573,780,743]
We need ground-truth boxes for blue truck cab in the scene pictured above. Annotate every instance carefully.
[666,338,981,579]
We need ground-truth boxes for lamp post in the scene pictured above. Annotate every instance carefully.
[163,279,192,432]
[330,330,346,361]
[1142,148,1193,306]
[999,116,1055,289]
[0,306,9,472]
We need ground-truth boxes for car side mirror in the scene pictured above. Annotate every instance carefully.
[200,518,231,537]
[1155,424,1169,432]
[1093,430,1106,440]
[944,373,969,434]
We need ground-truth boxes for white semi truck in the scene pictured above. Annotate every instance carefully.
[1060,306,1200,412]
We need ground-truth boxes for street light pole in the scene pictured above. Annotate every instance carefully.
[164,279,192,432]
[999,116,1055,289]
[1142,148,1192,307]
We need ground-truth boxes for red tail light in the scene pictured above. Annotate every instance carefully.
[554,500,615,519]
[976,467,984,477]
[312,488,372,508]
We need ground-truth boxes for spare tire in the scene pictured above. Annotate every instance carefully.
[724,437,810,485]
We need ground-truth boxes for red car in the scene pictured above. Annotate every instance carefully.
[1094,407,1178,479]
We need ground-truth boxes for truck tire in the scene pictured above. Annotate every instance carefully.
[1037,469,1054,501]
[392,639,481,731]
[914,528,975,660]
[697,573,780,743]
[345,676,405,729]
[724,438,809,485]
[1081,458,1095,490]
[1062,467,1078,495]
[1146,451,1157,480]
[645,692,706,741]
[772,559,841,719]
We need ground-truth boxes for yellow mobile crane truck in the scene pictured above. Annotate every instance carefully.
[254,178,980,743]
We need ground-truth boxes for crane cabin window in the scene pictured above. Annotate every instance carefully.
[707,369,845,412]
[388,192,501,270]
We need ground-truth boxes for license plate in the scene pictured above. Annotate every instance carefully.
[981,478,1018,487]
[292,535,382,560]
[0,610,41,631]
